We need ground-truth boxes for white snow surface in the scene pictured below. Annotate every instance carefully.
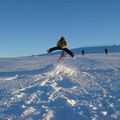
[0,52,120,120]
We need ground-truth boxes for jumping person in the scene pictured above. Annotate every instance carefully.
[48,36,74,57]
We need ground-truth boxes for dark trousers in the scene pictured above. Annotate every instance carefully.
[48,47,74,57]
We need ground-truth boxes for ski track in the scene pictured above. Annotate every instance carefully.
[0,54,120,120]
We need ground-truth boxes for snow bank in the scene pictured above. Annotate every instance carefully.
[43,64,77,77]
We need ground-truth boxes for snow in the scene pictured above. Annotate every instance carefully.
[43,109,54,120]
[22,107,36,117]
[0,48,120,120]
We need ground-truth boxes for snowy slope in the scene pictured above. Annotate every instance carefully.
[72,45,120,55]
[0,50,120,120]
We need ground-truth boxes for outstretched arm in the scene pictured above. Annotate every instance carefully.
[63,48,74,57]
[48,47,62,53]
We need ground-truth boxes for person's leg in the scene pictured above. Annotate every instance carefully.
[48,47,61,53]
[63,48,74,57]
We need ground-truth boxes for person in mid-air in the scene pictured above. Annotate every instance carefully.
[48,36,74,57]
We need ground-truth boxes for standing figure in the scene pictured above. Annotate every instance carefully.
[48,36,74,57]
[105,48,108,55]
[81,49,85,56]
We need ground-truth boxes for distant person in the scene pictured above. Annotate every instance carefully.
[105,48,108,55]
[48,36,74,57]
[81,49,85,56]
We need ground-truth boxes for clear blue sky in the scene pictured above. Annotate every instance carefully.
[0,0,120,58]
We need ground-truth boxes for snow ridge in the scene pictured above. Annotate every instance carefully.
[43,64,77,77]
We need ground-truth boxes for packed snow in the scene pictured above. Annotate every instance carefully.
[0,49,120,120]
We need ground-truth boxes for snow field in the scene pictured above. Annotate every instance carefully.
[0,53,120,120]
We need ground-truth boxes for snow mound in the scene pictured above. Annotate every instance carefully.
[43,64,77,77]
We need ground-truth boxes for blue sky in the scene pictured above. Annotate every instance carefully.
[0,0,120,58]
